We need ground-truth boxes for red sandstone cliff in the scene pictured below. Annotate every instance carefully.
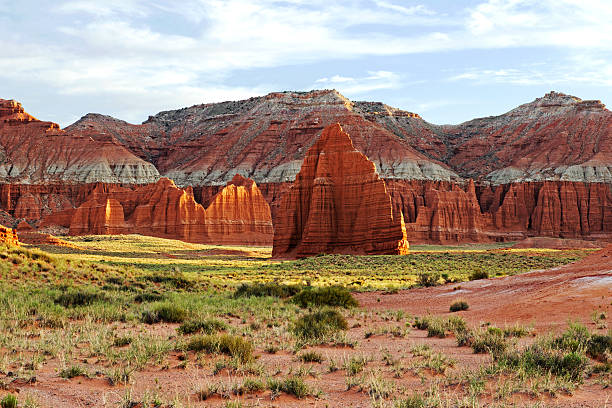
[205,174,273,245]
[273,124,409,258]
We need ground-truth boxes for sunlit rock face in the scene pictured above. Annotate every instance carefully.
[273,124,409,258]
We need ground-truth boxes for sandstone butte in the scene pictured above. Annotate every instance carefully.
[273,124,409,258]
[0,91,610,245]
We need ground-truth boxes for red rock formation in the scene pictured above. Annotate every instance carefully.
[273,124,409,258]
[126,178,208,242]
[14,193,41,220]
[69,198,127,235]
[0,224,18,245]
[205,174,273,245]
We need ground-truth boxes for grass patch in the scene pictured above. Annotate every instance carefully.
[54,289,106,307]
[233,283,302,298]
[141,303,188,324]
[291,309,348,343]
[177,317,227,335]
[0,395,17,408]
[291,286,358,308]
[268,376,311,398]
[186,334,254,363]
[299,351,324,363]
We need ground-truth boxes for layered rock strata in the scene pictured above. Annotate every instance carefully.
[273,124,409,257]
[205,174,273,245]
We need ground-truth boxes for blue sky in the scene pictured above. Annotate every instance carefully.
[1,0,610,126]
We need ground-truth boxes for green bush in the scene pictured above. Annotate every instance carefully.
[449,299,469,312]
[233,283,302,298]
[587,334,612,361]
[291,309,348,342]
[141,303,188,324]
[187,334,253,363]
[0,395,17,408]
[291,286,358,308]
[178,318,228,335]
[54,289,106,307]
[469,270,489,280]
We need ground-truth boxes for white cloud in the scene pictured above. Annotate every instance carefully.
[314,71,401,95]
[449,54,612,86]
[1,0,611,125]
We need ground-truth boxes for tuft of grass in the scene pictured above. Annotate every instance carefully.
[233,283,302,298]
[59,365,87,379]
[299,351,324,363]
[291,309,348,342]
[267,376,311,399]
[291,286,358,308]
[113,336,133,347]
[449,299,469,312]
[54,289,106,307]
[0,395,17,408]
[186,334,254,363]
[141,303,188,324]
[470,328,511,357]
[133,292,165,303]
[177,318,227,335]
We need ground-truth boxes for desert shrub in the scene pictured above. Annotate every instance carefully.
[416,272,441,287]
[469,269,489,280]
[587,334,612,361]
[233,283,302,298]
[291,309,348,342]
[178,318,227,335]
[299,350,324,363]
[267,376,311,398]
[54,289,106,307]
[291,286,358,308]
[0,395,17,408]
[550,323,591,352]
[471,328,510,357]
[187,334,253,363]
[449,299,469,312]
[141,303,188,324]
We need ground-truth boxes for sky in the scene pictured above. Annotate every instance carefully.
[1,0,611,127]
